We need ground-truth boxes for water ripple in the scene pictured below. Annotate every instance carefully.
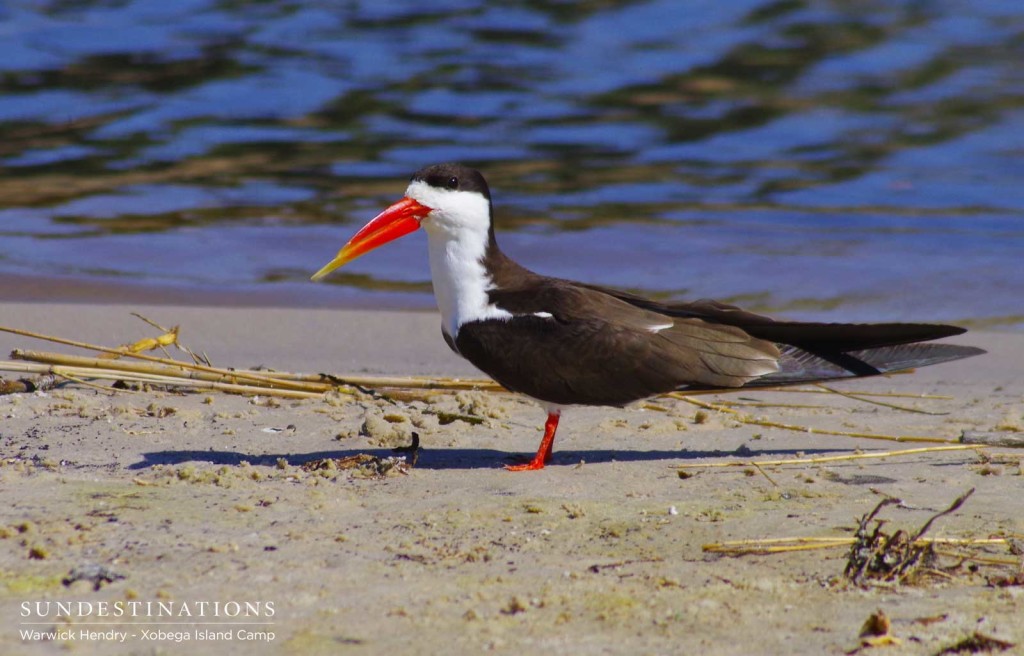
[0,0,1020,329]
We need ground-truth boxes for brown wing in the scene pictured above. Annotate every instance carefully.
[568,283,983,386]
[457,282,780,407]
[577,283,967,350]
[470,253,982,404]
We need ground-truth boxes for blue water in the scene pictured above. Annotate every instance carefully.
[1,0,1022,328]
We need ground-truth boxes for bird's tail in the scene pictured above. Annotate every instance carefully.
[746,341,985,387]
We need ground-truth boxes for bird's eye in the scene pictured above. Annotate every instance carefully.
[446,176,459,190]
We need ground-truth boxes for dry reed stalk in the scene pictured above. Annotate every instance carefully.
[99,326,179,360]
[930,549,1021,566]
[676,445,986,469]
[813,383,947,415]
[126,312,210,365]
[2,349,502,399]
[704,536,1013,555]
[1,326,313,391]
[750,462,782,488]
[52,372,127,394]
[754,388,953,400]
[0,360,325,399]
[8,346,503,393]
[215,367,502,390]
[714,401,828,410]
[1,355,501,400]
[11,349,334,392]
[705,541,850,554]
[926,538,1015,546]
[671,393,959,444]
[316,374,504,391]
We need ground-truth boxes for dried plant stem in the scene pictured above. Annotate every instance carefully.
[1,357,508,408]
[671,393,958,444]
[232,368,502,390]
[317,374,504,391]
[813,383,947,415]
[0,360,324,399]
[2,354,497,401]
[0,326,311,392]
[930,549,1022,566]
[53,372,125,394]
[907,488,974,544]
[714,401,828,410]
[754,388,952,400]
[705,541,850,554]
[8,349,507,395]
[11,349,332,392]
[924,538,1014,546]
[704,536,1013,555]
[253,368,497,388]
[750,462,782,487]
[677,445,986,469]
[129,312,209,365]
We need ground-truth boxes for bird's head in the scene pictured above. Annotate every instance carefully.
[311,163,492,281]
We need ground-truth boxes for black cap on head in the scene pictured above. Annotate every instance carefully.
[411,163,491,201]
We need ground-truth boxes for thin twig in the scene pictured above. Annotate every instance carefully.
[0,361,326,399]
[744,388,953,400]
[671,394,959,444]
[704,535,1013,555]
[7,347,506,393]
[908,488,974,544]
[0,326,312,392]
[714,401,828,410]
[814,383,948,415]
[11,350,331,392]
[750,462,781,487]
[931,549,1021,567]
[676,445,986,469]
[53,372,124,395]
[130,312,208,365]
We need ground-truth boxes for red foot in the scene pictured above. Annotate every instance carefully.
[504,412,560,473]
[505,457,546,472]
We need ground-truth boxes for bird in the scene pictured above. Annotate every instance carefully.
[312,163,984,471]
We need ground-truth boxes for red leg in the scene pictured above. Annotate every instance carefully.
[505,412,560,472]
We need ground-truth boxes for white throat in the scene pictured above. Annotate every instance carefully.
[425,228,511,339]
[405,180,512,338]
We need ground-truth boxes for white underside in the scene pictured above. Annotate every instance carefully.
[523,398,565,417]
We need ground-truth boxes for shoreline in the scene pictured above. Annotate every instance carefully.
[5,272,1022,333]
[0,272,436,312]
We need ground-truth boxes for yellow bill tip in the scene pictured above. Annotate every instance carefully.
[310,252,351,282]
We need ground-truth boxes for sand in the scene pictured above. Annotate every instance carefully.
[0,301,1022,655]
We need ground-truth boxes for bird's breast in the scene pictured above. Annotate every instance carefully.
[426,232,511,339]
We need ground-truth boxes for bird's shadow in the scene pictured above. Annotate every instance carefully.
[129,446,845,471]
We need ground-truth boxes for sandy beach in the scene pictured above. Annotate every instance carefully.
[0,301,1021,655]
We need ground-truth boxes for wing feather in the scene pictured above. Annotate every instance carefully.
[455,272,983,406]
[456,283,782,405]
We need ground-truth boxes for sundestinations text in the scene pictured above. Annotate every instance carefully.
[21,600,274,619]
